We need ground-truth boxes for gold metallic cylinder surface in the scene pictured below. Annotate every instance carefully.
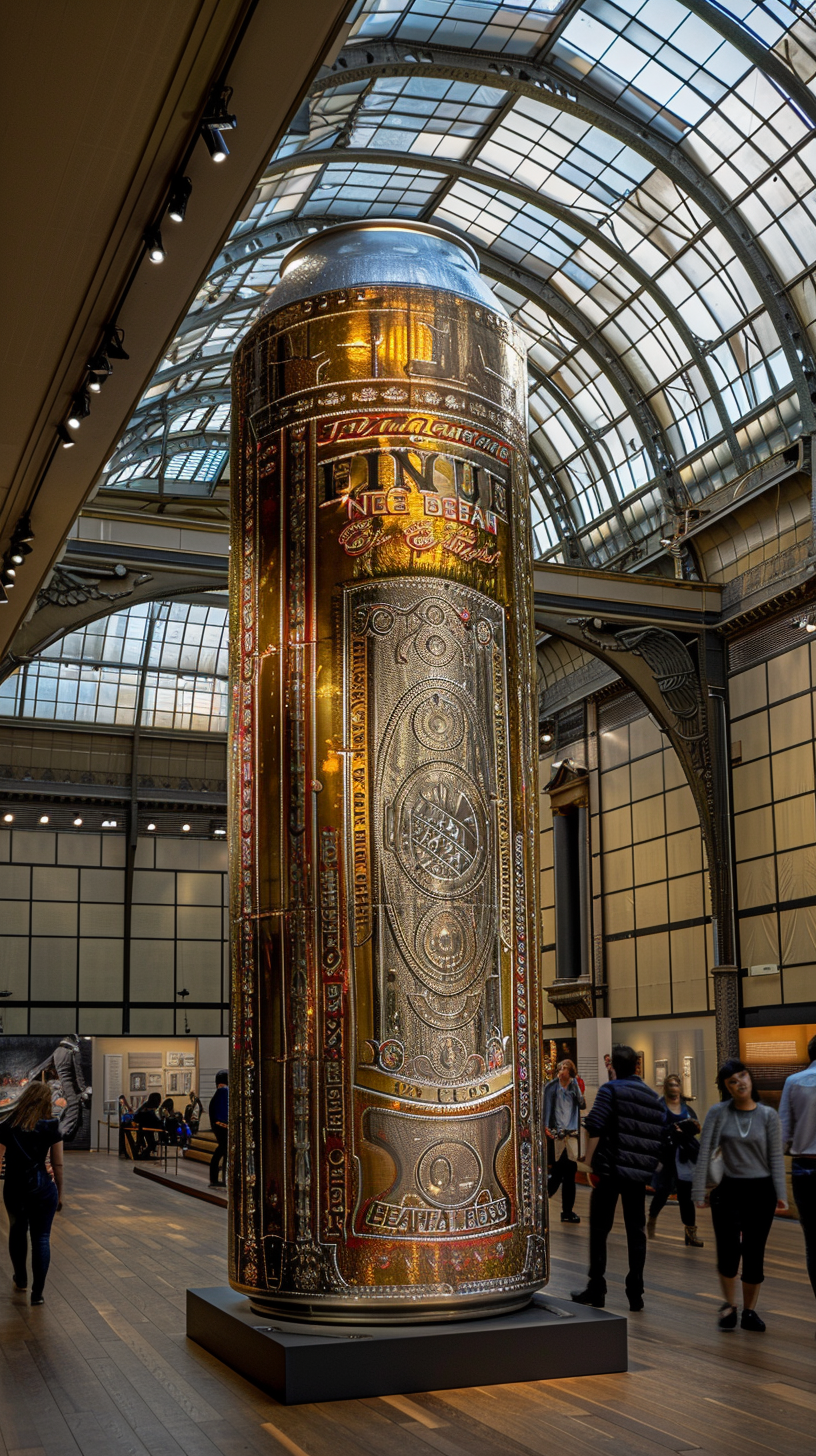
[229,220,545,1322]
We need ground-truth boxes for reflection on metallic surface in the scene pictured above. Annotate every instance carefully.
[229,220,544,1321]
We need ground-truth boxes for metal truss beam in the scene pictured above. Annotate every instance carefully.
[680,0,816,130]
[314,42,816,429]
[108,430,230,473]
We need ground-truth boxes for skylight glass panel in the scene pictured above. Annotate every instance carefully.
[302,160,445,215]
[347,0,572,55]
[349,75,504,159]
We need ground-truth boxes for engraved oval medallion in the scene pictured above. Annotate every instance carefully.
[395,764,487,897]
[412,691,465,752]
[417,1138,483,1208]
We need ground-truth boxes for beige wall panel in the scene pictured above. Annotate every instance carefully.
[632,795,665,843]
[102,836,126,867]
[770,694,812,751]
[777,846,816,900]
[666,827,704,878]
[783,965,816,1002]
[132,870,175,905]
[79,903,124,937]
[31,900,77,936]
[0,902,29,935]
[603,805,632,851]
[628,715,663,758]
[604,889,634,935]
[606,939,637,1019]
[731,711,769,764]
[780,905,816,965]
[180,1008,222,1035]
[665,787,698,834]
[57,834,102,866]
[11,831,56,865]
[79,1008,121,1034]
[130,941,174,1001]
[662,748,687,791]
[134,838,155,869]
[0,938,29,997]
[131,904,175,938]
[635,880,668,929]
[670,925,708,1014]
[636,932,671,1016]
[775,793,816,852]
[669,873,705,923]
[539,866,554,908]
[177,905,222,940]
[599,727,630,769]
[732,759,772,813]
[540,905,555,944]
[768,642,809,702]
[176,872,222,906]
[634,838,667,885]
[30,1008,76,1034]
[739,912,780,967]
[78,939,123,1001]
[0,831,9,863]
[603,847,633,893]
[730,665,767,718]
[155,840,227,872]
[772,743,815,801]
[0,865,30,899]
[539,828,553,869]
[743,971,781,1007]
[176,941,221,1000]
[601,764,631,809]
[32,866,78,901]
[736,855,776,908]
[630,754,664,800]
[540,949,556,984]
[80,868,124,903]
[130,1008,174,1034]
[30,938,76,999]
[734,805,775,861]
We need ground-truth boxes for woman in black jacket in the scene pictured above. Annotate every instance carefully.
[647,1074,702,1246]
[0,1080,63,1304]
[133,1093,166,1159]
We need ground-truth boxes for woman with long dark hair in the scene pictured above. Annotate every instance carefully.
[693,1059,787,1332]
[647,1073,702,1246]
[0,1081,63,1304]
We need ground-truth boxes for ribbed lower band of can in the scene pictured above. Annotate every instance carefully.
[245,1287,537,1325]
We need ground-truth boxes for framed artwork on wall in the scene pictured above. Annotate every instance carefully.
[654,1058,669,1092]
[130,1072,147,1092]
[148,1074,163,1088]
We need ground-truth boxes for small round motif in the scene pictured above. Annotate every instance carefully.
[378,1040,404,1072]
[417,1138,482,1208]
[412,692,465,751]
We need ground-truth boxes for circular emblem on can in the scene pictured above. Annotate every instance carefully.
[412,691,465,752]
[378,1039,404,1072]
[396,764,487,896]
[417,1139,483,1208]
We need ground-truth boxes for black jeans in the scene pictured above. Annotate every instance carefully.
[792,1163,816,1300]
[4,1177,58,1297]
[649,1172,695,1227]
[710,1175,776,1283]
[548,1148,577,1215]
[587,1175,647,1299]
[210,1127,228,1185]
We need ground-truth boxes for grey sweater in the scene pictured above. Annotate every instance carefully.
[691,1100,786,1204]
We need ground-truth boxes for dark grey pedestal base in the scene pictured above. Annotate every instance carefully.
[187,1285,627,1405]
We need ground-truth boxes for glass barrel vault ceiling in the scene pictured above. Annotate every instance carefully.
[105,0,816,569]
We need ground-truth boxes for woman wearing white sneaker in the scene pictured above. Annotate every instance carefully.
[693,1059,787,1332]
[543,1059,586,1224]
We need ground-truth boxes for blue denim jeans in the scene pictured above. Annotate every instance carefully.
[4,1176,58,1297]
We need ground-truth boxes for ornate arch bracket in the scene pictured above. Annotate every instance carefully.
[534,566,738,1063]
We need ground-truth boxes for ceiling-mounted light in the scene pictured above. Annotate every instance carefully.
[1,563,16,589]
[101,818,117,828]
[213,826,226,837]
[202,125,229,162]
[39,815,49,824]
[73,816,83,826]
[147,821,156,831]
[14,516,34,544]
[104,325,129,361]
[182,822,191,832]
[67,390,91,429]
[3,813,13,823]
[167,175,192,223]
[87,354,112,392]
[145,226,165,263]
[57,423,76,448]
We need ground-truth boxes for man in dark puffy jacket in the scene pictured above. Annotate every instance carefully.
[571,1044,665,1312]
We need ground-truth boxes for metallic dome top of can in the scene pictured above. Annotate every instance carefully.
[265,219,506,316]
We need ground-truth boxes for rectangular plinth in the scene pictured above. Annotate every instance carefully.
[186,1286,627,1404]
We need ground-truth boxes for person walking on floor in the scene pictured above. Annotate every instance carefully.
[571,1044,665,1313]
[779,1033,816,1326]
[693,1058,787,1333]
[209,1070,229,1188]
[647,1073,703,1247]
[543,1059,586,1224]
[0,1081,63,1305]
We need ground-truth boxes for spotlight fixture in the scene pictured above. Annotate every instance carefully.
[104,325,129,361]
[213,826,226,837]
[87,354,112,392]
[0,584,7,605]
[0,563,15,590]
[807,623,816,634]
[181,822,191,832]
[167,175,192,223]
[14,517,34,544]
[202,125,229,162]
[3,813,12,823]
[101,818,118,828]
[147,822,156,831]
[57,423,76,447]
[67,390,91,429]
[73,816,83,826]
[145,226,166,263]
[39,815,49,824]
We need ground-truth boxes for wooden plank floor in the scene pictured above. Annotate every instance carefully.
[1,1155,815,1456]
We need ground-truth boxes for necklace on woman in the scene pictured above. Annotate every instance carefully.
[735,1108,755,1138]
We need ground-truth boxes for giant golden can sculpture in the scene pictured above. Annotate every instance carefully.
[229,220,544,1321]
